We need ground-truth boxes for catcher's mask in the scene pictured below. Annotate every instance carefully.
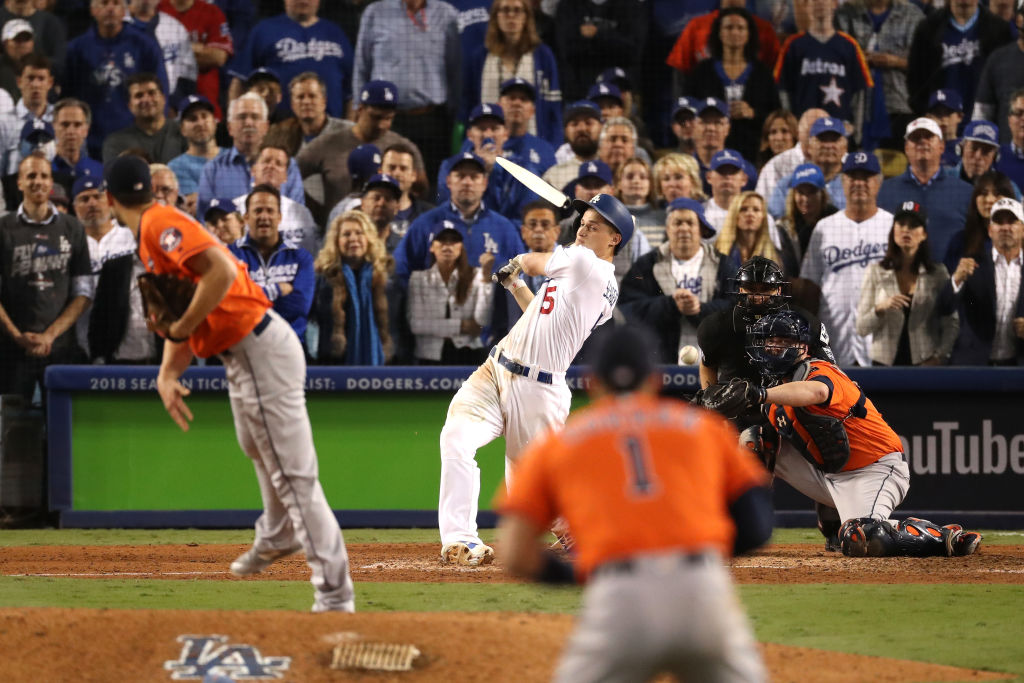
[730,256,789,321]
[746,310,810,378]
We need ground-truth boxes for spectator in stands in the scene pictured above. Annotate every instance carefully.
[776,162,839,278]
[943,170,1017,271]
[167,94,220,208]
[270,72,347,158]
[801,151,893,367]
[331,173,402,254]
[196,92,305,219]
[394,152,522,285]
[926,89,965,168]
[0,153,92,400]
[669,96,697,156]
[240,67,286,123]
[878,117,975,261]
[203,196,243,243]
[587,82,624,122]
[835,0,923,146]
[150,163,186,213]
[11,54,54,128]
[0,0,66,81]
[229,183,315,341]
[596,67,655,158]
[619,196,731,363]
[233,143,319,256]
[17,118,54,174]
[758,109,797,168]
[312,210,393,365]
[0,19,33,99]
[939,197,1024,365]
[704,148,748,232]
[231,0,353,119]
[102,73,187,164]
[715,191,780,272]
[297,80,424,226]
[770,116,848,218]
[50,99,102,197]
[953,120,1009,188]
[127,0,198,104]
[72,176,155,364]
[691,98,730,194]
[353,0,461,185]
[687,7,781,164]
[158,0,234,119]
[907,0,1012,120]
[666,0,780,79]
[554,0,644,102]
[652,152,706,207]
[382,142,434,239]
[973,3,1024,144]
[408,226,491,365]
[543,100,602,191]
[756,107,827,209]
[995,88,1024,191]
[463,0,562,148]
[65,0,167,158]
[615,156,665,249]
[498,77,557,174]
[856,201,958,366]
[326,143,381,219]
[596,116,639,177]
[211,0,252,60]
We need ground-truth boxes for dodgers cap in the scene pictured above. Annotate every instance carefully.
[360,80,399,108]
[841,150,881,175]
[790,163,825,190]
[667,196,716,238]
[499,77,536,100]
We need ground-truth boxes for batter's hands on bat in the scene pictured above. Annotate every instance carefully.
[875,293,911,314]
[158,375,194,432]
[953,258,978,286]
[493,255,523,288]
[673,288,700,315]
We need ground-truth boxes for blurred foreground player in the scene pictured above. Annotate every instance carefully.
[500,325,772,683]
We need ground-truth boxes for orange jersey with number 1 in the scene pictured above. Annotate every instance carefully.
[501,393,770,579]
[137,203,269,358]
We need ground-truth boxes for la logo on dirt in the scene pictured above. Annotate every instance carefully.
[164,635,291,680]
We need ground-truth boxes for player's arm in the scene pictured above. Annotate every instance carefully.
[699,361,717,389]
[765,380,829,407]
[499,513,574,585]
[166,246,238,341]
[157,336,196,432]
[193,44,228,70]
[495,252,551,311]
[519,251,551,277]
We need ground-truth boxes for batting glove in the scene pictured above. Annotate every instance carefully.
[492,255,523,288]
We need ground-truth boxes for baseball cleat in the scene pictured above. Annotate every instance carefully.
[824,534,841,552]
[230,543,303,577]
[946,530,982,557]
[441,541,495,566]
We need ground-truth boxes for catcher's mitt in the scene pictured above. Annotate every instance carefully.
[137,272,196,339]
[700,378,767,419]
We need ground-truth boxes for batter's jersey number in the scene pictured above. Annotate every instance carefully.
[540,284,558,314]
[623,435,658,497]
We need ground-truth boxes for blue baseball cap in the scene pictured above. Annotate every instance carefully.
[810,116,846,139]
[671,96,697,121]
[20,118,54,143]
[709,148,745,172]
[587,82,623,105]
[468,102,504,126]
[449,151,487,173]
[499,77,536,100]
[204,196,238,221]
[177,94,215,121]
[790,163,826,190]
[596,67,631,91]
[246,67,279,84]
[740,158,758,189]
[962,120,1000,148]
[841,150,881,175]
[576,159,613,185]
[347,143,382,184]
[928,89,963,114]
[364,173,401,199]
[71,175,104,200]
[564,100,601,122]
[667,197,716,238]
[359,80,399,108]
[695,97,728,117]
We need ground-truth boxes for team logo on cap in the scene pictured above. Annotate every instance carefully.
[160,227,183,253]
[900,201,920,212]
[586,162,597,173]
[972,123,997,141]
[384,87,394,101]
[361,90,368,101]
[795,167,816,180]
[852,152,868,164]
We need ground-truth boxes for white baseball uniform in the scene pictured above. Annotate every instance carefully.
[800,208,893,367]
[438,244,618,547]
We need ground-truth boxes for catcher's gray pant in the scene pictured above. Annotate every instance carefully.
[773,446,910,523]
[438,355,570,546]
[222,310,355,612]
[555,552,765,683]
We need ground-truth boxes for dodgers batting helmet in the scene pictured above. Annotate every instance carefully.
[571,193,634,254]
[745,310,811,378]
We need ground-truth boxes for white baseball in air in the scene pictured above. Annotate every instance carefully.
[678,345,700,365]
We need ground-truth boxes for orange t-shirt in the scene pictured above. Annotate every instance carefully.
[137,203,269,358]
[767,360,903,471]
[500,393,769,579]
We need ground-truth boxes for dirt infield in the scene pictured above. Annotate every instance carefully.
[2,542,1022,584]
[0,607,1012,682]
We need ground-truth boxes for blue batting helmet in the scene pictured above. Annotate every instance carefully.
[571,193,634,254]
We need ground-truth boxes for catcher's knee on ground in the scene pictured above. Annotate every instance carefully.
[839,517,951,557]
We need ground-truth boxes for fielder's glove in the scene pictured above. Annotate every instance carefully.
[700,378,767,419]
[492,255,523,290]
[137,272,197,340]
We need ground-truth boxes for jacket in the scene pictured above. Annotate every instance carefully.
[618,242,733,363]
[855,261,959,365]
[312,265,392,364]
[228,234,315,340]
[407,264,491,361]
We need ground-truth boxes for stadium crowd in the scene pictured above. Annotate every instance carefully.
[3,0,1024,403]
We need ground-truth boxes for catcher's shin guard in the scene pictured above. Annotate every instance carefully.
[840,517,953,557]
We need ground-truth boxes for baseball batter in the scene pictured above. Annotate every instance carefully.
[438,194,634,566]
[500,325,772,682]
[103,155,355,612]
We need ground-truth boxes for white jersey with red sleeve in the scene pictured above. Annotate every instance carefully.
[498,245,618,373]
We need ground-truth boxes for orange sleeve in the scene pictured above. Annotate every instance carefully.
[840,31,875,89]
[499,434,559,531]
[773,33,798,82]
[665,26,690,71]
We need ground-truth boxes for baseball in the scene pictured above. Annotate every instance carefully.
[678,345,700,365]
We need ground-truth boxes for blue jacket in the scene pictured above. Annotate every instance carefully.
[877,169,973,263]
[461,44,564,147]
[228,234,315,340]
[393,200,525,285]
[435,144,542,221]
[995,145,1024,195]
[503,133,557,176]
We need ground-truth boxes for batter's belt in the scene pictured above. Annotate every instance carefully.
[489,347,554,384]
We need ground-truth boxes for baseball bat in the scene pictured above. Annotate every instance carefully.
[495,156,571,211]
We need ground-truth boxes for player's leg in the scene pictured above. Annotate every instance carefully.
[438,360,505,557]
[226,313,355,611]
[824,452,910,522]
[839,516,982,557]
[771,443,839,509]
